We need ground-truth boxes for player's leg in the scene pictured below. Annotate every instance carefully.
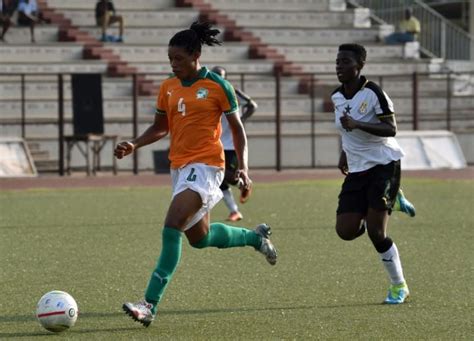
[221,183,242,221]
[186,163,276,264]
[335,172,368,240]
[221,150,242,221]
[187,217,276,266]
[367,161,409,304]
[123,166,207,326]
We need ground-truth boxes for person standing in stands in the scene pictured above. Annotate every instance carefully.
[332,43,411,304]
[95,0,124,42]
[211,66,257,222]
[114,21,277,328]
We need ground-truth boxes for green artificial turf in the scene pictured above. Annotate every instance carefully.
[0,178,472,340]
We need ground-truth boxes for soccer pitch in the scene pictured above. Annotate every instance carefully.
[1,178,472,340]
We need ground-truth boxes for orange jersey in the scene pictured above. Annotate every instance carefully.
[156,67,239,169]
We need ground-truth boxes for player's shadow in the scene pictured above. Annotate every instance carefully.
[0,327,140,339]
[0,302,388,338]
[0,221,152,230]
[159,304,318,316]
[0,312,129,338]
[0,311,123,323]
[157,301,384,316]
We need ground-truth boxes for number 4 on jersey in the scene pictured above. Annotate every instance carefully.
[178,98,186,116]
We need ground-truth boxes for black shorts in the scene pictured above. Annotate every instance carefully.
[337,160,401,215]
[224,150,238,174]
[220,150,239,190]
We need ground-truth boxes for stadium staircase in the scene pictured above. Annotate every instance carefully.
[1,0,472,172]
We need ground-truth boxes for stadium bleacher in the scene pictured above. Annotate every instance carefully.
[0,0,472,172]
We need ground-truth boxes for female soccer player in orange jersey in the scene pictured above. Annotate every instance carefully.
[114,22,277,327]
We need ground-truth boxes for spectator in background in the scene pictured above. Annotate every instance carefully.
[17,0,43,43]
[211,66,257,222]
[0,0,18,42]
[384,8,421,45]
[95,0,124,42]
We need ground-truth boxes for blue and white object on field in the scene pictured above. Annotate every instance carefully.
[36,291,78,333]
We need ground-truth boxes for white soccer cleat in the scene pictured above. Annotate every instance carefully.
[122,300,155,327]
[254,224,277,265]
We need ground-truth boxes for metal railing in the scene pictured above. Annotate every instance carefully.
[350,0,473,60]
[0,70,472,174]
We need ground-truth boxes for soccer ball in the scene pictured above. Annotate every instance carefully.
[36,291,78,333]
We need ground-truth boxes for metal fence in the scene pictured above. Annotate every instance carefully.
[0,70,472,174]
[350,0,473,60]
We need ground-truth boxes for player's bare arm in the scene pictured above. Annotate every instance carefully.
[338,150,348,175]
[235,88,258,122]
[340,114,397,137]
[114,114,169,159]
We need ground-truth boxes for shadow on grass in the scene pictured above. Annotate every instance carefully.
[0,311,124,323]
[1,301,385,323]
[0,221,152,230]
[157,301,388,316]
[158,305,316,316]
[0,302,390,338]
[318,302,386,309]
[0,327,141,339]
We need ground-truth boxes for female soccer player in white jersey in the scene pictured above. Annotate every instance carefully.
[331,43,410,304]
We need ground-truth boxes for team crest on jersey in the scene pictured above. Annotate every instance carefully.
[359,101,368,114]
[196,88,208,99]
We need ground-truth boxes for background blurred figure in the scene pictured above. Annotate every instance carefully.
[0,0,18,42]
[211,66,258,222]
[384,8,421,44]
[95,0,124,42]
[17,0,41,43]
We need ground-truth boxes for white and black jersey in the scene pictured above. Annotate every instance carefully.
[220,90,247,151]
[332,76,405,173]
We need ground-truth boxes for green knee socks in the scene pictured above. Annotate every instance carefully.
[144,223,261,315]
[192,222,261,249]
[145,227,182,314]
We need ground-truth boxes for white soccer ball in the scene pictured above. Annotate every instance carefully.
[36,290,78,333]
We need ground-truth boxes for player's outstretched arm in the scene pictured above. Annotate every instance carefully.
[235,88,257,123]
[114,114,169,159]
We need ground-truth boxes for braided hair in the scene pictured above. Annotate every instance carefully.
[169,21,221,55]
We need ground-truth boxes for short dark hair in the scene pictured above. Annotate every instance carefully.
[169,21,221,55]
[211,66,226,78]
[338,43,367,67]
